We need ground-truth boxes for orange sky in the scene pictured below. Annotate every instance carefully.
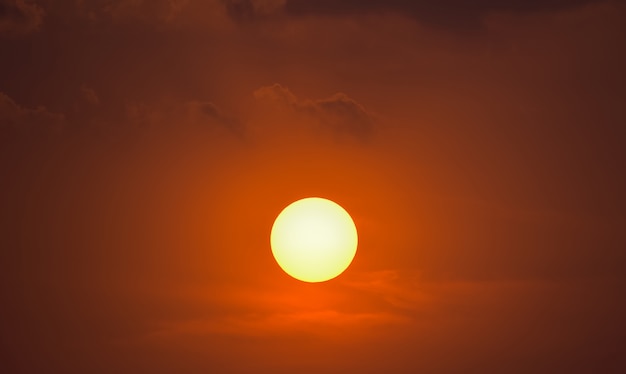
[1,0,625,373]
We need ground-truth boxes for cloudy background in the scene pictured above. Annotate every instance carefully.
[1,0,625,372]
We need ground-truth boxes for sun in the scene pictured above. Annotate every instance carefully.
[270,197,358,283]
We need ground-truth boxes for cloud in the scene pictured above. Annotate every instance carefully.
[137,269,600,347]
[222,0,285,21]
[186,100,244,137]
[222,0,596,28]
[253,83,298,106]
[138,270,428,343]
[253,83,374,140]
[149,309,411,341]
[80,86,100,105]
[118,98,244,139]
[311,93,374,140]
[69,0,191,23]
[108,0,189,22]
[0,92,65,132]
[0,0,44,36]
[343,270,431,310]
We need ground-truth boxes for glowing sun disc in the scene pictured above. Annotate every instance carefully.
[270,197,358,282]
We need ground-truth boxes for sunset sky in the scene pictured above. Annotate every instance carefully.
[1,0,625,372]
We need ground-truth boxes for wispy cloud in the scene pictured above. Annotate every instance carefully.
[254,83,375,141]
[0,91,65,132]
[0,0,44,37]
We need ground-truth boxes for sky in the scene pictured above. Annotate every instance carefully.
[1,0,625,372]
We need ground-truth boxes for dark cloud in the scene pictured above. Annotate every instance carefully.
[101,0,189,22]
[80,86,100,106]
[225,0,596,28]
[186,100,244,137]
[111,98,245,140]
[222,0,285,21]
[254,84,374,140]
[0,92,65,132]
[0,0,44,36]
[54,0,192,24]
[253,83,298,106]
[310,93,374,139]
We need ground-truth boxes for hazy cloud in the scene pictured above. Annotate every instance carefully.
[143,271,422,341]
[108,0,189,21]
[80,86,100,106]
[254,84,374,140]
[222,0,285,21]
[222,0,595,28]
[149,310,411,341]
[344,270,430,310]
[0,92,65,132]
[113,98,244,140]
[310,93,374,140]
[0,0,44,36]
[68,0,191,23]
[186,100,244,137]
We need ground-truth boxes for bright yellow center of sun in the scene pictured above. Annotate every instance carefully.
[270,197,358,283]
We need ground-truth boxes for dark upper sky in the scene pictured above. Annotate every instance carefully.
[1,0,625,373]
[236,0,597,26]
